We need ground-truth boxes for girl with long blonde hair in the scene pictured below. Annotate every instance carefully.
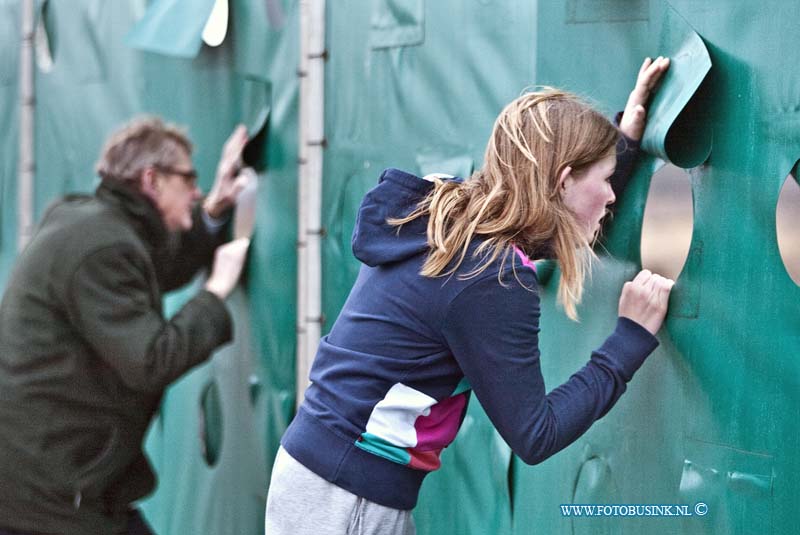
[266,57,673,535]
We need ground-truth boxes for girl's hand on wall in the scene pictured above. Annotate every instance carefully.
[618,56,671,141]
[618,269,674,335]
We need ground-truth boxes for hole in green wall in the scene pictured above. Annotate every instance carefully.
[640,164,694,281]
[34,0,56,73]
[199,380,223,466]
[201,0,228,47]
[776,174,800,286]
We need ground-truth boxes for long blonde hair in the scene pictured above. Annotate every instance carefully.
[390,88,619,320]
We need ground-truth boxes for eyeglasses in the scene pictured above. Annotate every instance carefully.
[153,165,198,185]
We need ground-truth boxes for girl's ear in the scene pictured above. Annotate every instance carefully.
[558,165,574,192]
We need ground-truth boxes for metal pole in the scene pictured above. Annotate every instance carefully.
[18,0,36,252]
[296,0,326,408]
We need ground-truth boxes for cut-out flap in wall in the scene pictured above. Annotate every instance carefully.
[241,79,271,172]
[34,0,55,73]
[126,0,218,58]
[640,4,712,168]
[199,379,223,466]
[201,0,229,48]
[32,0,107,83]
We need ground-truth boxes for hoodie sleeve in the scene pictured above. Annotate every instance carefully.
[610,113,642,201]
[440,273,658,465]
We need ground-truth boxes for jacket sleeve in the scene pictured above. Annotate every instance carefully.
[65,245,233,393]
[440,273,657,465]
[155,206,233,292]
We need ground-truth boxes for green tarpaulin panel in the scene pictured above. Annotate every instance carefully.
[1,2,298,534]
[370,0,425,49]
[126,0,217,58]
[511,2,797,534]
[0,0,18,281]
[230,0,291,79]
[0,0,19,87]
[130,5,299,533]
[34,0,107,83]
[322,2,536,533]
[413,399,513,534]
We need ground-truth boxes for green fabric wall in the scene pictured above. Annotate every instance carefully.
[0,0,21,285]
[510,3,792,534]
[0,1,797,534]
[0,1,297,533]
[323,2,795,534]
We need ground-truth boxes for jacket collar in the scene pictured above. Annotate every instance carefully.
[95,178,168,249]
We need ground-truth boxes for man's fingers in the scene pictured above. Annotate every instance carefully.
[223,124,249,157]
[231,236,251,252]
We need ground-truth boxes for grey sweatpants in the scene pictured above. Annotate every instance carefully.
[264,446,416,535]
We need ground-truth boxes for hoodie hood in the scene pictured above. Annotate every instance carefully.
[351,168,442,267]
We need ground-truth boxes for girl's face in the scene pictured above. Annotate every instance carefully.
[560,152,617,241]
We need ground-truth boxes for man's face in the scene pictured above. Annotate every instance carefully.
[153,150,202,232]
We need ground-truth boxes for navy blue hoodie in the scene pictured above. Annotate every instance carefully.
[282,165,658,510]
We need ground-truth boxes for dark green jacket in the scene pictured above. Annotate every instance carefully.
[0,179,233,535]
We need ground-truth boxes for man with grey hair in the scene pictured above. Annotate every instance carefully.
[0,117,253,535]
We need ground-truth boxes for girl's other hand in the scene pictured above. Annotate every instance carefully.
[618,269,674,335]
